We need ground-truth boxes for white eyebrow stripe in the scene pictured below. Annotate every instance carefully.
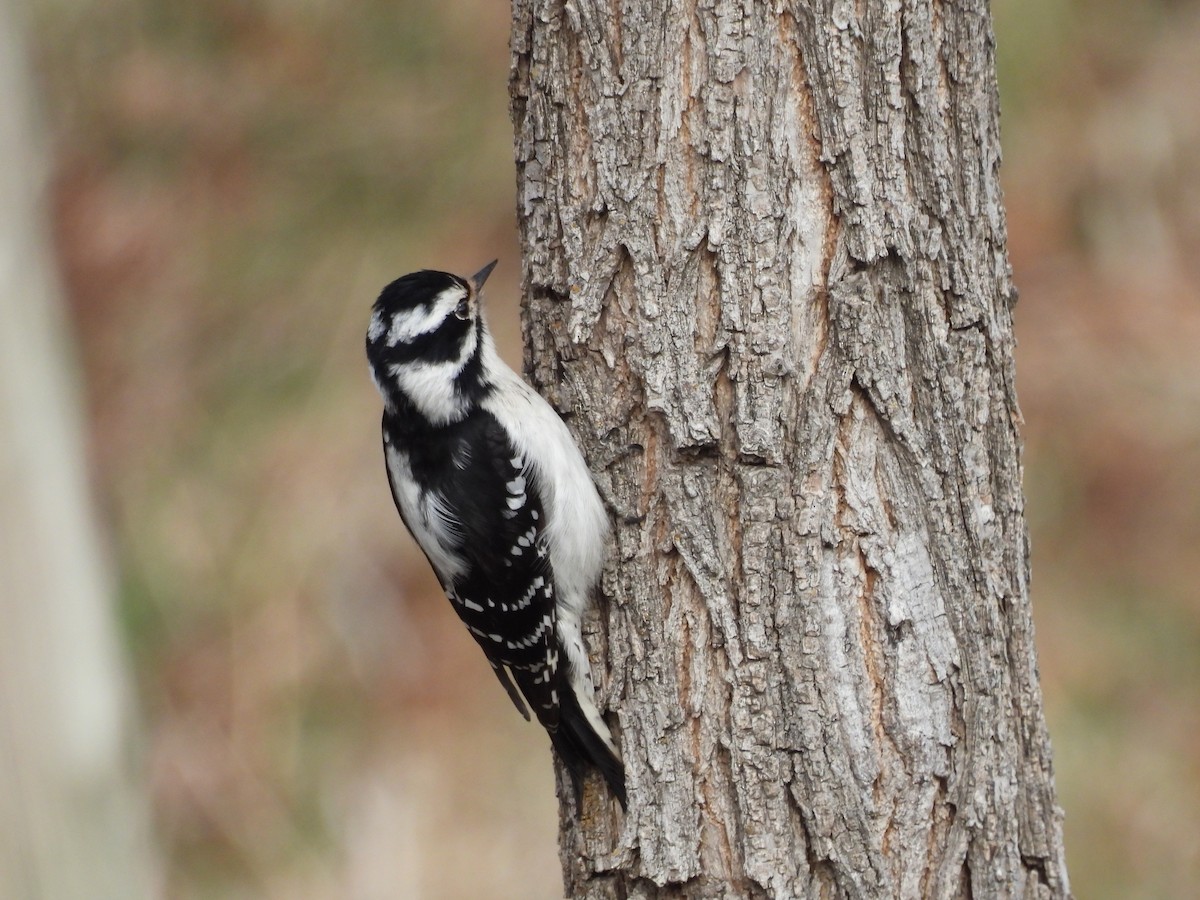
[386,286,466,345]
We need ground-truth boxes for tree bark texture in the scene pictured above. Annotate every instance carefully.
[510,1,1069,898]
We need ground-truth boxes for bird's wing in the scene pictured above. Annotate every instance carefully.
[383,410,561,728]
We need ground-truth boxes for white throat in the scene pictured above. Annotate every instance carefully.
[386,320,492,426]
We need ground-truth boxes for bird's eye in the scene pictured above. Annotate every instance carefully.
[454,298,471,320]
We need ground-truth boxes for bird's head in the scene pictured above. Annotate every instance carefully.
[366,260,498,425]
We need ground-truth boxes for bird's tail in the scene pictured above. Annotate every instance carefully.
[548,678,627,810]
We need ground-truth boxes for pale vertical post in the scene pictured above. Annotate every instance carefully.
[0,3,158,896]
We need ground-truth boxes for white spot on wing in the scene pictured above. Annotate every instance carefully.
[505,614,553,650]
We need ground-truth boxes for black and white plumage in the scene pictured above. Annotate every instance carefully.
[365,261,625,808]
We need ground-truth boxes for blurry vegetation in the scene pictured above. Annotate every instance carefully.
[32,1,545,897]
[25,0,1200,896]
[996,1,1200,897]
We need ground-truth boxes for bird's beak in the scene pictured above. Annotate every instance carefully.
[471,260,499,293]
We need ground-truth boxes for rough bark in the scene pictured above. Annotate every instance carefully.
[0,4,158,897]
[510,0,1069,898]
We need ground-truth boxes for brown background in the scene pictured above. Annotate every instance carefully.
[24,0,1200,896]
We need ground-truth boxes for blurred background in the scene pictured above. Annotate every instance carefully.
[4,0,1198,896]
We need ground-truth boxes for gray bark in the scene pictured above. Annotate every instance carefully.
[510,0,1070,898]
[0,3,158,897]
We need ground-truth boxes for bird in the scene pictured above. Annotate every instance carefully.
[365,260,626,809]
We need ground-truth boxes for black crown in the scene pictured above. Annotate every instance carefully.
[375,270,467,313]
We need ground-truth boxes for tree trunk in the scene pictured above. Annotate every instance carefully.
[0,4,158,897]
[510,0,1069,897]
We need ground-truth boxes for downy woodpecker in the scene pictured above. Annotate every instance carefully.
[365,261,625,808]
